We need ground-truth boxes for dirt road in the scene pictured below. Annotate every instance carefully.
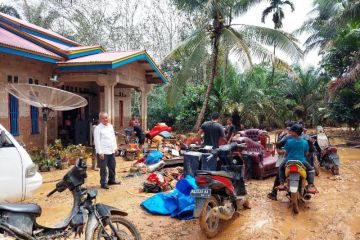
[29,147,360,240]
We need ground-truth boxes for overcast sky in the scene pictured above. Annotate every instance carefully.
[1,0,320,66]
[235,0,320,67]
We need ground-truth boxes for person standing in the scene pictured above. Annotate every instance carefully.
[94,112,120,189]
[198,112,225,148]
[225,118,236,143]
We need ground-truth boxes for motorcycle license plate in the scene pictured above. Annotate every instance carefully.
[190,189,211,198]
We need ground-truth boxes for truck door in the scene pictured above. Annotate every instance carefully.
[0,131,23,202]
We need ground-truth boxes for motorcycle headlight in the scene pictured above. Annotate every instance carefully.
[25,163,38,178]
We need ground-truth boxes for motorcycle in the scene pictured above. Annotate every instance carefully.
[0,158,141,240]
[281,160,317,214]
[310,134,340,175]
[191,143,250,238]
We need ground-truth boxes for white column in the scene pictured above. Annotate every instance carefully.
[140,91,148,131]
[104,83,115,124]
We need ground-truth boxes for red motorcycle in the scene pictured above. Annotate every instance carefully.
[190,143,250,238]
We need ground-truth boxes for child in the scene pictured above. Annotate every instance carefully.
[276,124,318,193]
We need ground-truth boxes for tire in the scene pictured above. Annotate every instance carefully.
[92,215,142,240]
[331,166,340,175]
[199,196,220,238]
[313,155,320,176]
[291,192,299,214]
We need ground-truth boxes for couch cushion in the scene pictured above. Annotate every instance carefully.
[262,156,277,172]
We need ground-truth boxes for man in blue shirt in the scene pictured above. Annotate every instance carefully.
[277,124,317,193]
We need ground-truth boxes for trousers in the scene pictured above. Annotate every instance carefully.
[98,153,116,186]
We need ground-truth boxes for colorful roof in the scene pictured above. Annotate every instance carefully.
[0,27,62,62]
[0,12,79,46]
[0,12,168,83]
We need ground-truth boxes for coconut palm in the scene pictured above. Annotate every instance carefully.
[261,0,294,82]
[261,0,294,29]
[166,0,302,130]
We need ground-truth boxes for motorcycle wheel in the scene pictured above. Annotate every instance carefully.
[331,166,340,175]
[313,155,320,176]
[92,215,142,240]
[291,192,299,214]
[199,196,220,238]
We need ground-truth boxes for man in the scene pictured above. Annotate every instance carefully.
[225,118,236,143]
[131,120,146,149]
[198,112,225,148]
[94,112,120,189]
[275,124,317,195]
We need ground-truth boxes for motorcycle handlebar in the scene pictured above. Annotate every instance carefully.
[47,188,57,197]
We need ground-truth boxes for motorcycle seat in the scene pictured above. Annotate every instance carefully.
[0,203,41,216]
[196,170,234,178]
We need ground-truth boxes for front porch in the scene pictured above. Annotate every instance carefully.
[55,51,166,145]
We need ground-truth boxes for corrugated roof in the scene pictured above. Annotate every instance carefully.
[0,12,79,46]
[59,50,144,64]
[26,32,101,53]
[0,27,62,59]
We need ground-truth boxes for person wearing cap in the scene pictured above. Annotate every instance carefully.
[276,124,318,193]
[198,112,225,148]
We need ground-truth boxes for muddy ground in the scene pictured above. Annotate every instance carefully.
[29,139,360,240]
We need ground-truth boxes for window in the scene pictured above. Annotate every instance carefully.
[34,79,39,85]
[8,75,19,84]
[31,106,39,134]
[29,78,33,84]
[9,94,19,136]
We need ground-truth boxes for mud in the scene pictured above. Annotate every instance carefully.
[28,147,360,240]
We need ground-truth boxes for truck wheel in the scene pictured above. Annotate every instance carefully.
[199,196,220,238]
[291,192,299,214]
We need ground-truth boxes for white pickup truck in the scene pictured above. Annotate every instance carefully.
[0,124,42,202]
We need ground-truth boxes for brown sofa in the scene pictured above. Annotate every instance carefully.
[231,136,277,179]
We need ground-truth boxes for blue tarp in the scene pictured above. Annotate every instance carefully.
[159,131,172,139]
[141,176,198,220]
[145,150,163,165]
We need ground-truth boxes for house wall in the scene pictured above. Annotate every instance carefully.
[0,53,57,148]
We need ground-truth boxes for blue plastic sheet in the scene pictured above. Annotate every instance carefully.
[141,176,198,220]
[159,131,172,139]
[145,150,163,165]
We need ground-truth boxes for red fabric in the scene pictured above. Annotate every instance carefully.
[146,172,167,187]
[259,135,267,149]
[147,124,172,139]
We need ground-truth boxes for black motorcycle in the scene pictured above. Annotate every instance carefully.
[310,134,340,175]
[0,158,141,240]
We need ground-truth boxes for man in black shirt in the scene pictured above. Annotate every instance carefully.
[198,112,225,148]
[225,118,236,143]
[131,121,146,149]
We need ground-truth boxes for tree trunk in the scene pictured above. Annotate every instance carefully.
[270,44,276,84]
[193,20,221,131]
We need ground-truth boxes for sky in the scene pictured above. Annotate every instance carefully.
[1,0,320,67]
[235,0,320,67]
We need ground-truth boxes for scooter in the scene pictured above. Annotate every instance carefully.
[282,160,317,214]
[0,158,141,240]
[191,143,249,238]
[310,134,340,175]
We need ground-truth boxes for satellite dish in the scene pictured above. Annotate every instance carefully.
[5,84,88,158]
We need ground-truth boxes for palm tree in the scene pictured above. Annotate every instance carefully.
[0,4,21,18]
[262,0,294,82]
[167,0,302,130]
[280,66,327,122]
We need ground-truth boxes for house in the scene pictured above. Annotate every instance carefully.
[0,12,168,147]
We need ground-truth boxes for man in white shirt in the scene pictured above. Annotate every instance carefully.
[94,112,120,189]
